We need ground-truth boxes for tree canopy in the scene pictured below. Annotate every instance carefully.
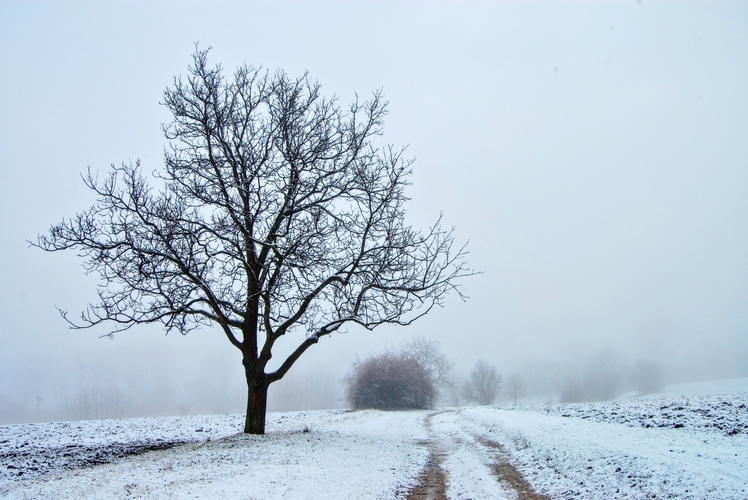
[36,47,472,433]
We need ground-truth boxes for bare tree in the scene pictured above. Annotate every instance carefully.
[462,360,501,405]
[34,47,472,434]
[447,384,462,407]
[401,336,455,395]
[584,349,622,402]
[559,376,584,403]
[63,387,130,421]
[629,359,664,395]
[506,372,526,405]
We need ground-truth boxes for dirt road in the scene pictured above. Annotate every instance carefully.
[407,410,548,500]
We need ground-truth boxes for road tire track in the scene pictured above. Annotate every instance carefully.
[407,412,449,499]
[472,434,549,500]
[407,410,548,500]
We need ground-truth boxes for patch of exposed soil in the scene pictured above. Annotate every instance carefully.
[406,412,450,499]
[1,440,188,482]
[474,435,550,500]
[406,441,448,500]
[406,411,548,499]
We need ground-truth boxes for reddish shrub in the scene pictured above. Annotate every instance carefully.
[345,351,436,410]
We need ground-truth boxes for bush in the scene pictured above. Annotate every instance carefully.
[345,351,436,410]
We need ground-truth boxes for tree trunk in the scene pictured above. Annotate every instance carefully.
[244,367,269,434]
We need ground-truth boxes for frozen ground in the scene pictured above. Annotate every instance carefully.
[1,378,747,499]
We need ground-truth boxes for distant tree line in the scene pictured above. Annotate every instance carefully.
[346,342,513,410]
[558,354,664,403]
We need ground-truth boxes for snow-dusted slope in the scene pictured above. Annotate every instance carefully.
[1,410,428,499]
[2,378,747,499]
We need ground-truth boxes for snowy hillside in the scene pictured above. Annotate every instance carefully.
[1,378,747,499]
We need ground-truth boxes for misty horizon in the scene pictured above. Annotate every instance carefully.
[2,1,747,425]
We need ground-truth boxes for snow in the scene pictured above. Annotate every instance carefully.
[2,378,747,499]
[424,411,515,498]
[1,410,428,499]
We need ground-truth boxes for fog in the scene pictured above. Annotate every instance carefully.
[1,1,747,424]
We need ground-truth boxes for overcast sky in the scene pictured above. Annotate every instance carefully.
[1,1,747,422]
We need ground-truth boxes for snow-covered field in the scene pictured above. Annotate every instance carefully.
[1,378,747,499]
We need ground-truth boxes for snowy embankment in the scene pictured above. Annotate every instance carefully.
[1,410,428,499]
[484,378,748,497]
[1,378,747,499]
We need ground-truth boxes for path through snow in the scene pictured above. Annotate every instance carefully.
[407,410,546,499]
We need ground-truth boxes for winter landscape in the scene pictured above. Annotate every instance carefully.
[2,3,748,499]
[2,377,746,499]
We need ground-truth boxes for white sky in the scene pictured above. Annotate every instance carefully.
[1,1,747,420]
